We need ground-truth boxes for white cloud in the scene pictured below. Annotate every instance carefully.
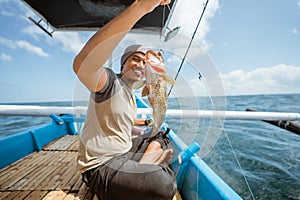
[221,65,300,95]
[22,24,89,54]
[22,25,45,41]
[0,0,10,4]
[298,1,300,9]
[0,36,49,57]
[0,9,14,16]
[0,0,23,17]
[0,53,12,61]
[15,40,49,57]
[169,0,219,50]
[182,65,300,97]
[291,27,298,35]
[0,36,16,48]
[52,32,89,54]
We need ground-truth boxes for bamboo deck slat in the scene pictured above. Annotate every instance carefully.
[0,135,181,200]
[43,135,79,151]
[0,135,93,200]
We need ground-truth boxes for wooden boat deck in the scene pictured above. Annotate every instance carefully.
[0,135,181,200]
[0,135,94,200]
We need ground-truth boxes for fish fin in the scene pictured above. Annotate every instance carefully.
[163,76,176,85]
[141,86,149,97]
[132,80,146,90]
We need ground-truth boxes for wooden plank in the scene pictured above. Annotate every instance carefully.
[46,151,66,166]
[34,164,67,190]
[10,191,31,200]
[31,151,58,166]
[0,163,38,190]
[61,152,77,164]
[57,161,78,190]
[9,165,48,190]
[42,136,63,150]
[0,152,56,190]
[68,139,79,151]
[38,164,68,191]
[0,135,107,200]
[23,190,48,200]
[0,192,10,200]
[0,151,38,174]
[23,164,58,190]
[0,152,38,181]
[0,166,21,187]
[44,136,79,151]
[76,183,89,200]
[0,191,21,200]
[71,173,85,191]
[55,151,74,166]
[66,169,82,192]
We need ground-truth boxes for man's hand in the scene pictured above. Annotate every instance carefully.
[132,126,145,135]
[136,0,171,14]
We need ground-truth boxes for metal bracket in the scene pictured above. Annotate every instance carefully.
[28,17,54,37]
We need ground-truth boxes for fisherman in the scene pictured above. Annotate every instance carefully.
[73,0,177,199]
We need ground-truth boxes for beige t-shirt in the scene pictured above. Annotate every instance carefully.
[77,68,137,173]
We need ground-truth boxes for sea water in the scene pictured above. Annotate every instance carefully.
[0,94,299,200]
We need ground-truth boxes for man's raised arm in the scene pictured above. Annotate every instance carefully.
[73,0,171,92]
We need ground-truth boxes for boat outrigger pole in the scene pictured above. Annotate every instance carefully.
[168,0,210,96]
[246,108,300,135]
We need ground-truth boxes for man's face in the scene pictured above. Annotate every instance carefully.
[121,52,145,83]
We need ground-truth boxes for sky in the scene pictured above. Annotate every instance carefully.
[0,0,299,103]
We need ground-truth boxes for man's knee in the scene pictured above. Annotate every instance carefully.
[151,167,177,199]
[148,141,162,150]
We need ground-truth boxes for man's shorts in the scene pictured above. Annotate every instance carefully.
[82,131,177,200]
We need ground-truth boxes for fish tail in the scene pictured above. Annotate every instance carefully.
[163,76,176,85]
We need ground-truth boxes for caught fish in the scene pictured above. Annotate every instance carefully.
[134,50,175,135]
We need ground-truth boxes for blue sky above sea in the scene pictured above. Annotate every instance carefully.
[0,0,300,103]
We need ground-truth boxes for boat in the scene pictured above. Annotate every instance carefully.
[0,96,239,200]
[1,97,300,200]
[1,1,300,199]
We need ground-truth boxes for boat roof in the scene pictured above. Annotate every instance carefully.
[22,0,177,34]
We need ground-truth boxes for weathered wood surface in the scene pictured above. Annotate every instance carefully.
[0,135,93,200]
[0,135,181,200]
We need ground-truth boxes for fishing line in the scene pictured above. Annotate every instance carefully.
[162,1,254,198]
[206,96,255,199]
[222,123,256,199]
[168,0,210,97]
